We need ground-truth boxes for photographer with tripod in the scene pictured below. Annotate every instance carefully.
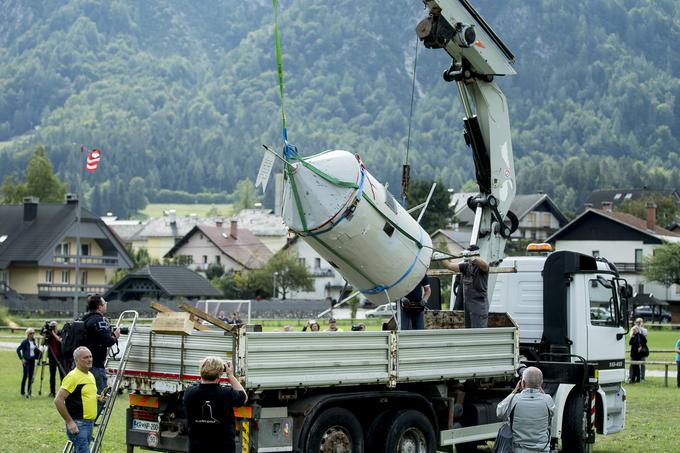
[40,320,66,397]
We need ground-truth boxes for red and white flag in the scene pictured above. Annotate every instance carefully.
[86,149,101,172]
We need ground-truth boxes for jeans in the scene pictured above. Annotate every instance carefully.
[66,419,94,453]
[20,358,36,395]
[400,308,424,330]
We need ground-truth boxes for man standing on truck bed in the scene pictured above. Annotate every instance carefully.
[183,356,247,453]
[442,245,490,328]
[82,294,120,393]
[399,275,431,330]
[496,366,555,452]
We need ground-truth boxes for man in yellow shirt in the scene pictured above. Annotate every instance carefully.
[54,346,105,453]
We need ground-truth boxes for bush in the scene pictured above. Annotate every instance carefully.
[0,304,14,326]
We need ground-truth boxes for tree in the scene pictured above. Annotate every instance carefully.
[617,194,680,229]
[233,179,258,213]
[1,146,67,203]
[128,176,149,214]
[255,251,313,300]
[642,242,680,287]
[405,179,456,234]
[206,262,225,280]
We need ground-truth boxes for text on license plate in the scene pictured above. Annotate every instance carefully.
[132,419,160,432]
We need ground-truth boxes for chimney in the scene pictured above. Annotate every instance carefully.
[601,201,613,212]
[646,202,657,230]
[216,219,223,228]
[167,209,177,225]
[230,220,238,239]
[64,193,78,205]
[23,197,39,222]
[584,203,593,210]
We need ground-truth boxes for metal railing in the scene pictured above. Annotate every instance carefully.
[612,262,645,273]
[629,360,677,387]
[53,254,120,266]
[37,283,111,296]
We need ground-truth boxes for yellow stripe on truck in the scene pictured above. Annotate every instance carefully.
[241,420,250,453]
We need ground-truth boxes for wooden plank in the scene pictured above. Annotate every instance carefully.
[179,303,236,333]
[150,302,211,331]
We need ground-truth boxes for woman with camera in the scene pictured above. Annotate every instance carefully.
[629,325,648,383]
[183,356,247,453]
[16,327,41,398]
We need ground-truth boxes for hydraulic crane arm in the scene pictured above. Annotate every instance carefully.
[418,0,518,291]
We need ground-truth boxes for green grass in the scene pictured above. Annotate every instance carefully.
[0,355,678,452]
[141,203,233,218]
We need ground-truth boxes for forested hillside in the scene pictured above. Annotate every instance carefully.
[0,0,678,216]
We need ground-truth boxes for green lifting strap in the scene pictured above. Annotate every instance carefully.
[273,0,286,133]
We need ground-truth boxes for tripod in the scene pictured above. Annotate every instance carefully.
[38,336,66,396]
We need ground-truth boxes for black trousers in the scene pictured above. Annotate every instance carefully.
[629,363,641,383]
[48,351,65,395]
[21,358,36,395]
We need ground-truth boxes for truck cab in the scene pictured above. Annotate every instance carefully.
[491,249,628,444]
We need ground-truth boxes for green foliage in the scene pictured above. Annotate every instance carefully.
[617,194,680,229]
[205,262,225,280]
[406,179,456,234]
[258,251,314,300]
[0,0,678,217]
[1,146,66,203]
[213,271,241,299]
[0,305,14,327]
[233,179,259,214]
[643,242,680,287]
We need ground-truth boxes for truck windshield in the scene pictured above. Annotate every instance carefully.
[589,277,618,327]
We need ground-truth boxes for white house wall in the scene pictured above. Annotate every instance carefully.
[175,233,242,272]
[286,239,345,300]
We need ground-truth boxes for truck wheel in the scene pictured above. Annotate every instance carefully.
[561,393,592,453]
[306,407,364,453]
[383,410,436,453]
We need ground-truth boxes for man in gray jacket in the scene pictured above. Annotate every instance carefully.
[496,367,555,452]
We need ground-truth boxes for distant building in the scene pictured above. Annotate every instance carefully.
[104,265,221,301]
[449,192,568,242]
[232,208,288,253]
[164,220,272,272]
[581,188,680,213]
[0,196,133,298]
[547,204,680,322]
[124,210,205,260]
[430,229,470,257]
[282,236,345,300]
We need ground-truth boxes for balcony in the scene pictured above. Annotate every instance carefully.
[613,262,645,273]
[53,254,120,267]
[37,283,112,299]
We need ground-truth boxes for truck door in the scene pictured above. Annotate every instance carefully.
[585,275,626,384]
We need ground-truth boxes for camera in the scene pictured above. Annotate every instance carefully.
[351,324,366,331]
[517,363,527,378]
[40,320,55,337]
[119,327,130,335]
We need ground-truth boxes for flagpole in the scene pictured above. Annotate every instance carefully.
[73,146,83,320]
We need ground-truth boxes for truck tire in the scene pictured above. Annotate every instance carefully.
[561,393,593,453]
[366,410,396,453]
[382,409,436,453]
[305,407,364,453]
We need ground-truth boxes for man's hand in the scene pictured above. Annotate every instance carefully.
[113,327,121,340]
[67,420,79,434]
[513,379,523,393]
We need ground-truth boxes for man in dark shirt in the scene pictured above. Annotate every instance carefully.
[183,356,248,453]
[399,275,431,330]
[442,245,490,328]
[82,294,120,393]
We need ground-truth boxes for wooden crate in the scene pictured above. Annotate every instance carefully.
[150,312,194,335]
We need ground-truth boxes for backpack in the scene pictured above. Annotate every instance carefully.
[61,320,88,368]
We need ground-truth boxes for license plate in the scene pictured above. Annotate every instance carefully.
[132,419,159,432]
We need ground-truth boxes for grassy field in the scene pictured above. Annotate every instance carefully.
[141,203,233,218]
[1,341,678,452]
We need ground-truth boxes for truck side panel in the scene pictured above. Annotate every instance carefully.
[397,328,517,381]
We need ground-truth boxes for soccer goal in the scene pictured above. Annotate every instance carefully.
[194,299,251,325]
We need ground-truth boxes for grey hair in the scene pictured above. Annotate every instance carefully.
[73,346,90,361]
[522,366,543,389]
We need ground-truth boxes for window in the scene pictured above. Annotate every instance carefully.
[589,277,617,327]
[299,257,306,267]
[55,242,70,262]
[634,249,643,262]
[527,212,537,227]
[216,256,221,264]
[0,270,7,283]
[81,271,88,285]
[542,212,551,227]
[592,250,600,258]
[614,193,622,200]
[179,255,193,265]
[61,271,69,284]
[315,258,321,269]
[81,244,90,256]
[45,270,53,283]
[203,255,208,264]
[624,193,633,200]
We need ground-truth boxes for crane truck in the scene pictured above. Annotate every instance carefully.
[113,1,628,452]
